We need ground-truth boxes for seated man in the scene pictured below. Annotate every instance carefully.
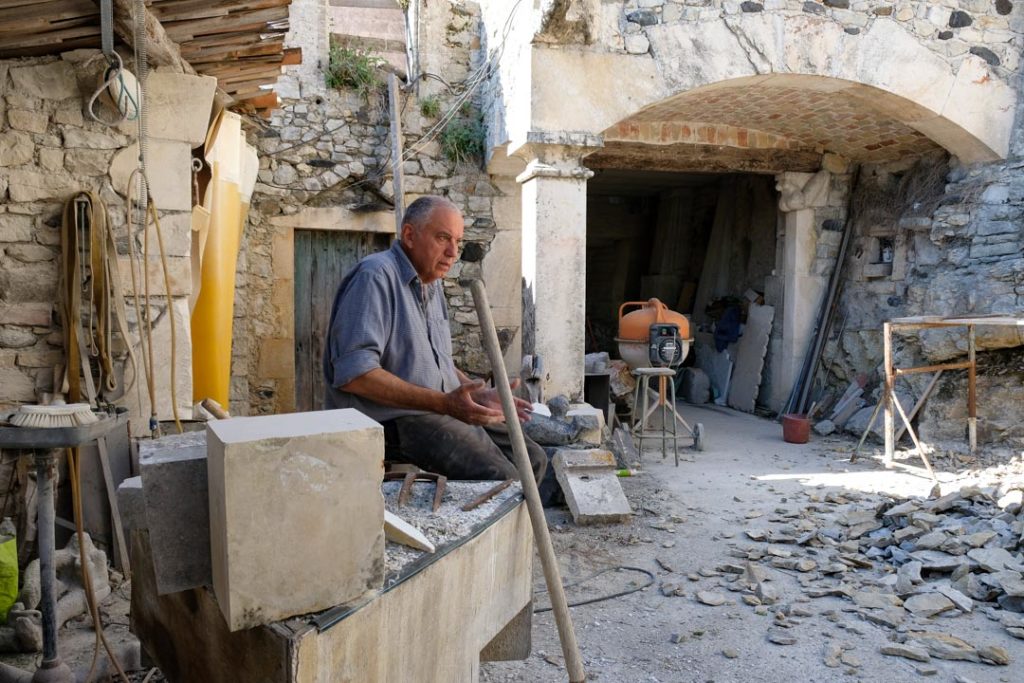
[323,195,547,483]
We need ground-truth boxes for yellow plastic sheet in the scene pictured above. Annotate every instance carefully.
[0,535,18,622]
[191,110,258,406]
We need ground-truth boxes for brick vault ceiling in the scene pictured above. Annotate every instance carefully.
[619,84,946,164]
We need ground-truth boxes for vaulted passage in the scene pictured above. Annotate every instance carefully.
[585,170,778,358]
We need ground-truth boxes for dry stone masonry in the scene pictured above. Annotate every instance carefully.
[0,52,214,426]
[240,0,521,415]
[618,0,1023,77]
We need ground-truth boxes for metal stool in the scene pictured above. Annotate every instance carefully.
[630,367,705,466]
[631,367,679,466]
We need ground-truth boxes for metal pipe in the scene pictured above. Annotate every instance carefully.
[35,451,58,664]
[470,280,586,683]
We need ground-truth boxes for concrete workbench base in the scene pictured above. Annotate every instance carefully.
[131,500,533,683]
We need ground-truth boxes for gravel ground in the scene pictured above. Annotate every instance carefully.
[481,404,1024,683]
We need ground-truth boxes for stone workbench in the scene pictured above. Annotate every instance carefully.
[129,480,533,683]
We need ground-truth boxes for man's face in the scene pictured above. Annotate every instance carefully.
[401,206,464,284]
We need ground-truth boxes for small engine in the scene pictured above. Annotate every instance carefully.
[648,323,683,367]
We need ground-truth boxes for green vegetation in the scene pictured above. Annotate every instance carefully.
[440,116,485,164]
[419,95,441,119]
[325,45,385,100]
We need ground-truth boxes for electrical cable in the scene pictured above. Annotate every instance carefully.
[125,169,183,437]
[66,447,130,683]
[261,0,526,203]
[533,565,656,613]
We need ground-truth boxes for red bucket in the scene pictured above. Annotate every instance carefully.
[782,414,810,444]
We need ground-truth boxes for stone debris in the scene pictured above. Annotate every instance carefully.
[722,647,739,659]
[880,643,931,662]
[915,665,938,676]
[660,582,686,598]
[904,592,955,618]
[823,642,843,667]
[766,629,797,645]
[697,591,727,606]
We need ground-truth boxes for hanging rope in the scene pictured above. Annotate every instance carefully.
[60,192,140,405]
[125,169,183,436]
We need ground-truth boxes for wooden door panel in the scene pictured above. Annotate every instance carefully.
[294,230,391,412]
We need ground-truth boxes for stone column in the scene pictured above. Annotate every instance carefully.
[770,171,831,412]
[512,140,596,400]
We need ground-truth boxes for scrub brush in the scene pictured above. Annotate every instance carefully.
[9,404,99,429]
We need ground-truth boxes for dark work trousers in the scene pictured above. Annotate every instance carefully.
[384,414,548,485]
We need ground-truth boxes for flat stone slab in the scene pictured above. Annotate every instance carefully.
[208,409,385,631]
[139,430,211,596]
[552,449,631,525]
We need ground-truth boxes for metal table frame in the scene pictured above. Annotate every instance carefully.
[880,314,1024,476]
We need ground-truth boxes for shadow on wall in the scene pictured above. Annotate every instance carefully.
[521,277,534,357]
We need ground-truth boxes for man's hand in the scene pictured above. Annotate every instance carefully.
[443,380,505,425]
[468,378,533,423]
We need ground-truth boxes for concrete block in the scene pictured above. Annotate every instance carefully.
[207,409,385,631]
[139,430,211,595]
[728,304,775,413]
[552,449,631,525]
[680,367,710,404]
[109,140,192,211]
[115,476,146,538]
[567,403,605,445]
[145,72,218,147]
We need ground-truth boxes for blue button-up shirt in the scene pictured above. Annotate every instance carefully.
[322,240,461,422]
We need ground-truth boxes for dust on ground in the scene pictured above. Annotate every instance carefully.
[481,405,1024,683]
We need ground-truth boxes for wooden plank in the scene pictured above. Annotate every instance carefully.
[0,24,99,51]
[294,230,314,412]
[0,0,68,9]
[97,435,132,576]
[243,91,278,109]
[162,6,289,41]
[103,0,195,74]
[183,37,284,63]
[282,46,300,64]
[151,0,288,24]
[388,72,405,235]
[0,0,96,27]
[199,57,284,77]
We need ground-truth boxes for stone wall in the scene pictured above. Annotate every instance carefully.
[0,52,214,428]
[819,154,1024,448]
[239,0,523,415]
[615,0,1022,76]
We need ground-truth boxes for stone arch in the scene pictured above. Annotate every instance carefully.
[529,16,1017,164]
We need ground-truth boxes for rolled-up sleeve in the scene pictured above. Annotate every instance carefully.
[327,269,392,388]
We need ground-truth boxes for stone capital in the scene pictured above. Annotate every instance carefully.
[775,169,831,213]
[510,131,602,184]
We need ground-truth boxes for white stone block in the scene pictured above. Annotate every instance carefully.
[145,72,218,147]
[552,449,631,525]
[109,140,193,211]
[207,409,385,631]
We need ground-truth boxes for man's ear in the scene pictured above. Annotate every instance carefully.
[400,222,413,246]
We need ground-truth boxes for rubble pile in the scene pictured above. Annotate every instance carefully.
[708,483,1022,665]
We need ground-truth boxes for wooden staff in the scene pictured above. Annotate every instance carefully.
[470,280,586,683]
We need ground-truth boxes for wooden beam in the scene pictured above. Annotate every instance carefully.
[101,0,195,74]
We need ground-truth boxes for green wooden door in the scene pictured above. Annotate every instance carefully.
[294,229,392,412]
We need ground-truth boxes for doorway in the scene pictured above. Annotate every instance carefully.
[293,229,391,411]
